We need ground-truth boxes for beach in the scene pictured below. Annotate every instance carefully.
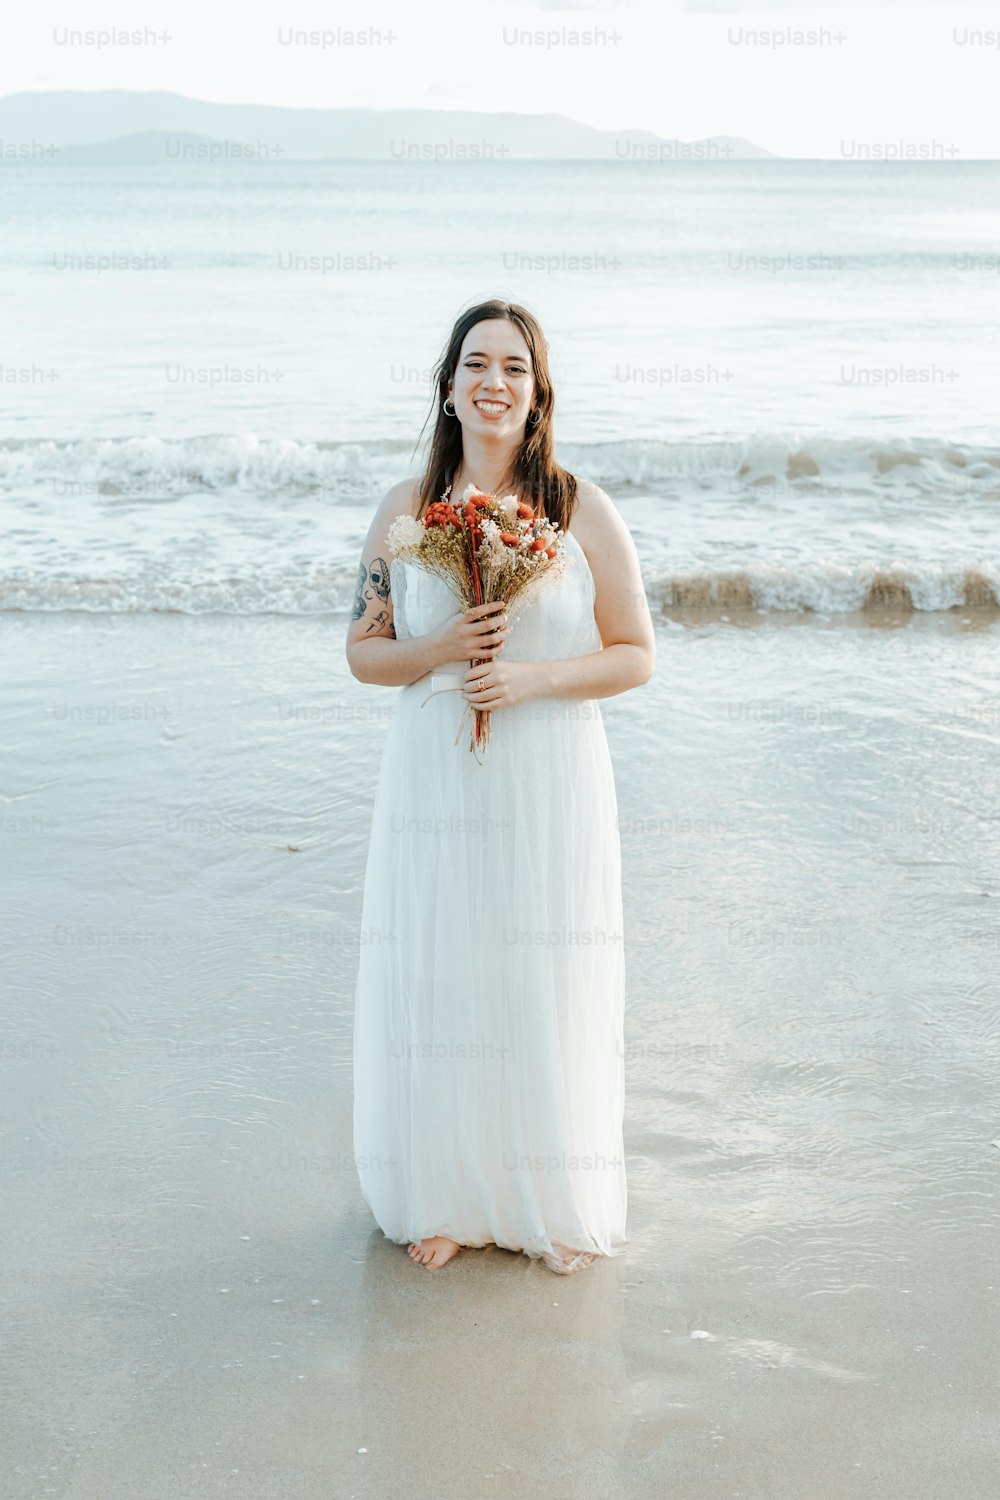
[3,145,999,1496]
[4,601,998,1497]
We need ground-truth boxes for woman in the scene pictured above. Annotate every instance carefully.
[347,299,654,1274]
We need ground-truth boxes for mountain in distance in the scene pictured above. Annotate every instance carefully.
[0,90,778,162]
[53,131,219,163]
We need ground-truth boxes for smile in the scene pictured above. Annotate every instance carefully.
[474,400,510,415]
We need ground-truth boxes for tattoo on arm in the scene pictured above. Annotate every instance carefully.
[368,557,390,600]
[361,606,389,636]
[352,557,395,635]
[351,562,368,621]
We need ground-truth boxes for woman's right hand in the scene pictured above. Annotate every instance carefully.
[431,600,510,664]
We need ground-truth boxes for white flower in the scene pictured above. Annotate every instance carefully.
[497,494,519,518]
[385,514,424,555]
[478,519,510,569]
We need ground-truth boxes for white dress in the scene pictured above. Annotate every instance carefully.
[352,529,628,1265]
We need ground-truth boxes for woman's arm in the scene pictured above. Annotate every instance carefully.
[529,640,652,701]
[532,479,655,697]
[346,480,439,686]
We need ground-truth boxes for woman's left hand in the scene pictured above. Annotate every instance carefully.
[463,658,540,710]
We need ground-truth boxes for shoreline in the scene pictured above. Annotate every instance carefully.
[3,600,1000,624]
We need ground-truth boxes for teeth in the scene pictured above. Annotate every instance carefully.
[476,401,508,413]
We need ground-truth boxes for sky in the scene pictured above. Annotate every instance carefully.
[4,0,1000,159]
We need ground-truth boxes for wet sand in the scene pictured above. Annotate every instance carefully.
[3,606,998,1498]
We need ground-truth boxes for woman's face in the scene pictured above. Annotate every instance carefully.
[448,319,536,437]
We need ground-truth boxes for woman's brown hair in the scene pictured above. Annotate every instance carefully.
[412,299,578,533]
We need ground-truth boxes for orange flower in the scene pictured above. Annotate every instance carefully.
[499,531,520,546]
[516,502,534,520]
[425,501,462,528]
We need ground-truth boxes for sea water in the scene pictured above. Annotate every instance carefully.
[1,158,997,613]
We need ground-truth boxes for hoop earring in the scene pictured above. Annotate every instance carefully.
[443,397,457,417]
[528,407,541,426]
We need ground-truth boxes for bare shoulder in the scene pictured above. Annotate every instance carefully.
[359,475,421,554]
[567,477,630,553]
[375,474,421,521]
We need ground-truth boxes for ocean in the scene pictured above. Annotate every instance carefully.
[1,158,998,615]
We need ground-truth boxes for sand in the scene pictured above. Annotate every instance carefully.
[2,605,998,1498]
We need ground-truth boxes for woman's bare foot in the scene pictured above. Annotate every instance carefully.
[407,1235,461,1269]
[540,1243,598,1276]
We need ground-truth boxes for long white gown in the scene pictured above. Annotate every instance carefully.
[352,528,628,1265]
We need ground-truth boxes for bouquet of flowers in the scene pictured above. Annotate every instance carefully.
[386,482,568,758]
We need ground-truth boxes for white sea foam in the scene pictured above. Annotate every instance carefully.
[1,434,997,614]
[1,558,996,617]
[2,433,997,500]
